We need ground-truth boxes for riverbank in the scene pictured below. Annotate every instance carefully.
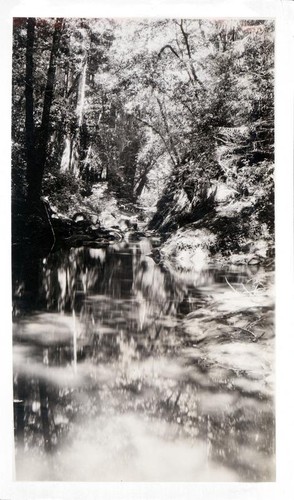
[15,178,274,272]
[148,184,274,271]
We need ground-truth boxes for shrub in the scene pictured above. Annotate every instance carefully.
[43,171,88,213]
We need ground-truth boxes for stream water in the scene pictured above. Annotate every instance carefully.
[12,237,275,482]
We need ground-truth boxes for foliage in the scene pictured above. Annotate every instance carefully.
[12,17,274,255]
[42,171,87,213]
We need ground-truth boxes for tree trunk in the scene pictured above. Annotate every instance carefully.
[26,18,64,206]
[134,171,148,198]
[25,18,37,205]
[36,18,64,196]
[76,60,87,127]
[179,20,206,91]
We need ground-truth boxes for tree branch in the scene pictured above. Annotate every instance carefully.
[158,44,181,59]
[156,97,180,164]
[178,19,206,91]
[134,114,177,166]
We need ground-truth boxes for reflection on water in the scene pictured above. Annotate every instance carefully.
[13,239,275,481]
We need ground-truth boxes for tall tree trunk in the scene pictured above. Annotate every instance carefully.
[61,58,88,175]
[76,60,87,127]
[25,18,37,205]
[26,17,64,206]
[36,18,64,196]
[134,170,149,198]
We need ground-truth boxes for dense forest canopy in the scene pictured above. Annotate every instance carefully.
[12,17,274,259]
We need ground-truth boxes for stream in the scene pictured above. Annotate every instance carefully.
[12,237,275,482]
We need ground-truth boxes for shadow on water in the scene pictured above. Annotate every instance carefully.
[12,238,275,481]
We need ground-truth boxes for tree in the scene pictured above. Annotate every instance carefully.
[24,17,64,207]
[12,17,274,241]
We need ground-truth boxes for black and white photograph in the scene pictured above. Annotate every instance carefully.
[10,15,277,483]
[1,0,293,497]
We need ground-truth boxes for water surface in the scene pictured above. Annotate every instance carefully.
[13,238,275,481]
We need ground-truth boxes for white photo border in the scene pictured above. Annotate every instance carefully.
[1,1,293,499]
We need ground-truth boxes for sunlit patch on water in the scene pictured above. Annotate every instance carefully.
[12,239,275,482]
[16,413,240,482]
